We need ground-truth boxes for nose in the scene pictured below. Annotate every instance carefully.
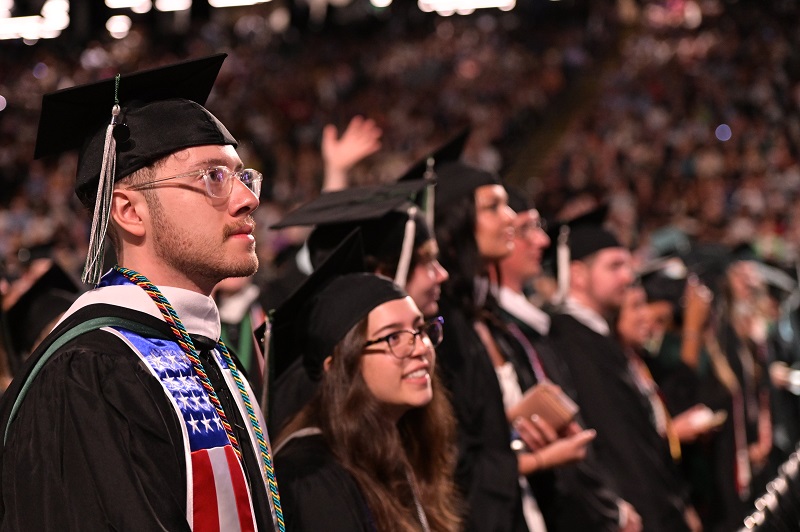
[433,261,449,283]
[229,177,259,217]
[503,204,516,223]
[409,332,431,358]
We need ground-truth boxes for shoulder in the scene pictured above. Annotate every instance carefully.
[275,434,373,529]
[275,434,342,481]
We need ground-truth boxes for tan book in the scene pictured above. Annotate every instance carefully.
[508,381,580,434]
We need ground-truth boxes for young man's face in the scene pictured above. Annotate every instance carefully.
[145,144,260,292]
[578,247,634,314]
[405,239,448,318]
[501,209,550,284]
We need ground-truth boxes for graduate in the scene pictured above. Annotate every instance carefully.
[271,233,461,531]
[494,189,642,531]
[0,55,283,531]
[545,205,696,532]
[266,137,464,433]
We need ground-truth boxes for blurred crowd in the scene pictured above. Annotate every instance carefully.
[0,0,615,287]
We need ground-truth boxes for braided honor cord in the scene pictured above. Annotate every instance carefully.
[114,266,285,532]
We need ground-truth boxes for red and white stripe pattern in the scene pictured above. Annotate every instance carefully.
[191,445,257,532]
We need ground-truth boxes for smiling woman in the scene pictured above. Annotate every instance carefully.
[270,237,461,532]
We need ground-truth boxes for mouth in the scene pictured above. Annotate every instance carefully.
[226,221,255,239]
[403,366,430,380]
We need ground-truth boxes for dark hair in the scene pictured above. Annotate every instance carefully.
[435,189,500,321]
[278,316,461,532]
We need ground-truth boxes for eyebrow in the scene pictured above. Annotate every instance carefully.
[188,158,243,171]
[371,316,425,336]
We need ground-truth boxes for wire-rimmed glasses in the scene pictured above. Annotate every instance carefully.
[127,166,262,198]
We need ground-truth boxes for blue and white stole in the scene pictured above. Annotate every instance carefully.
[100,271,268,531]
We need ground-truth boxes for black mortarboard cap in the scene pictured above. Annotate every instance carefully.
[397,128,470,183]
[506,185,534,214]
[3,262,81,364]
[433,161,500,208]
[398,129,470,229]
[545,204,623,301]
[639,257,688,307]
[272,179,431,229]
[35,54,236,285]
[35,53,236,205]
[270,230,407,381]
[271,179,433,286]
[551,204,621,262]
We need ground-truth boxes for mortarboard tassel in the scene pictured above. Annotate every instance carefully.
[260,318,272,413]
[422,156,436,230]
[82,75,122,286]
[395,206,417,288]
[556,225,570,304]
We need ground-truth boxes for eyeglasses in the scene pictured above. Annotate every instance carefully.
[127,166,262,199]
[363,316,444,359]
[516,217,547,238]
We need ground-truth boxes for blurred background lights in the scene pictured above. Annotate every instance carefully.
[268,8,290,33]
[106,15,132,39]
[715,124,732,141]
[131,1,153,14]
[370,0,392,8]
[155,0,191,11]
[0,95,7,112]
[105,0,141,8]
[32,62,48,79]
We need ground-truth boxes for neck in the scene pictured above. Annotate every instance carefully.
[118,257,216,296]
[498,269,525,294]
[570,291,607,318]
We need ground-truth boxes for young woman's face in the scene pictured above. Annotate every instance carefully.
[360,296,435,420]
[474,184,516,262]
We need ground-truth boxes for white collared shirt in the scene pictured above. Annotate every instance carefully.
[496,286,551,336]
[561,296,611,337]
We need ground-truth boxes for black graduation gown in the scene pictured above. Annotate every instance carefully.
[274,434,374,531]
[548,313,690,532]
[436,296,527,532]
[498,306,624,531]
[269,358,318,435]
[0,304,275,531]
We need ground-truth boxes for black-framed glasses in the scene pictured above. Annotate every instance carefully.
[127,166,262,199]
[363,316,444,359]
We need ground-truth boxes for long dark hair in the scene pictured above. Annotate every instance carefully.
[277,317,461,532]
[434,189,503,323]
[434,192,484,318]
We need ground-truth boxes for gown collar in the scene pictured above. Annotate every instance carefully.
[60,272,221,341]
[496,286,550,335]
[562,296,610,337]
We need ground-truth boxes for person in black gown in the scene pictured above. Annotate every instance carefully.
[271,236,461,532]
[0,55,282,531]
[545,206,695,532]
[494,190,643,532]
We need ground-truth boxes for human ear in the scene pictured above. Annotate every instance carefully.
[110,188,147,238]
[322,356,333,373]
